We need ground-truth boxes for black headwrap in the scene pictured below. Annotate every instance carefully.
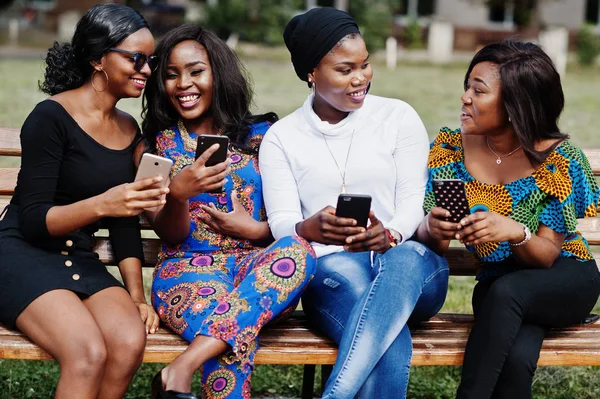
[283,7,360,82]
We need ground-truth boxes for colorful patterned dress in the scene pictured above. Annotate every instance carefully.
[151,121,316,399]
[425,128,600,280]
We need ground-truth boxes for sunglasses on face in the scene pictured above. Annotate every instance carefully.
[108,48,158,72]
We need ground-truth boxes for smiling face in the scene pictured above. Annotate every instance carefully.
[309,34,373,124]
[102,27,155,98]
[460,61,511,136]
[163,40,214,129]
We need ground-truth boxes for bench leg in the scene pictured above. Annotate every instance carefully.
[320,365,333,395]
[302,364,316,399]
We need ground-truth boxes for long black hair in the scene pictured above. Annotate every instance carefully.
[39,4,149,95]
[142,24,276,154]
[464,40,568,165]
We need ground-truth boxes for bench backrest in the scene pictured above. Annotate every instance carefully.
[2,126,600,274]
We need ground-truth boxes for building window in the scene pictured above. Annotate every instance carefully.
[487,0,516,27]
[586,0,600,25]
[398,0,435,18]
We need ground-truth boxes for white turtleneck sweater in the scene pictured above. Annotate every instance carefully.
[259,94,429,258]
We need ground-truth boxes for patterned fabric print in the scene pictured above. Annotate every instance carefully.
[152,121,317,399]
[425,128,599,268]
[151,236,316,399]
[204,368,237,399]
[155,123,270,257]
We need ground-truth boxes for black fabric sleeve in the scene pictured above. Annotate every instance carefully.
[106,216,144,263]
[18,102,66,240]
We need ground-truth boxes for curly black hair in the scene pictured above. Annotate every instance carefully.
[39,4,148,95]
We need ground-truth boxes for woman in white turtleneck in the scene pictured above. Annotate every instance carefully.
[259,7,450,399]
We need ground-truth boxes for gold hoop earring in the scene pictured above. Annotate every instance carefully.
[91,69,109,92]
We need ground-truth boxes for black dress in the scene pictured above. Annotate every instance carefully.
[0,100,144,328]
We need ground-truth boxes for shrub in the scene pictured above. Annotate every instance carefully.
[200,0,301,45]
[402,18,424,49]
[350,0,397,51]
[577,24,600,66]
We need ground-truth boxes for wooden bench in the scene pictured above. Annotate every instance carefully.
[1,126,599,397]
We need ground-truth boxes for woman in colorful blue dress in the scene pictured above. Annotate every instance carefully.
[416,41,600,399]
[141,24,316,399]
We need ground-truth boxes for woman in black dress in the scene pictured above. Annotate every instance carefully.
[0,4,164,398]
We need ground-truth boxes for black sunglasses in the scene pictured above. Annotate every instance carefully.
[108,48,158,72]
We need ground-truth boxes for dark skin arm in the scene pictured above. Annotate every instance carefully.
[199,191,273,244]
[456,212,564,268]
[295,205,365,245]
[415,207,457,254]
[46,177,168,236]
[343,211,393,254]
[144,144,230,245]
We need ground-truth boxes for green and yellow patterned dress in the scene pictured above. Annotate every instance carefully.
[425,127,600,280]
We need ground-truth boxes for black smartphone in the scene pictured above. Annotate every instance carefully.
[432,179,471,223]
[195,134,229,166]
[335,194,372,228]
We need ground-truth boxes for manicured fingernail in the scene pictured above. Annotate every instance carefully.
[347,238,353,244]
[446,212,451,217]
[155,176,163,181]
[455,233,461,239]
[344,246,349,251]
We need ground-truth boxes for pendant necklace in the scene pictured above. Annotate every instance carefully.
[322,129,355,194]
[486,136,522,165]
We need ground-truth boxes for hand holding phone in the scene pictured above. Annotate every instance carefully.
[196,134,229,165]
[195,134,229,193]
[432,179,471,223]
[335,194,372,228]
[135,153,173,188]
[135,153,173,211]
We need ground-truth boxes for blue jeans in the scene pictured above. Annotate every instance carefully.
[302,241,449,399]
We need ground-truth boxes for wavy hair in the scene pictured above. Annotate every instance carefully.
[142,24,276,154]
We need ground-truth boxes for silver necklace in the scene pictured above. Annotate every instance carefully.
[486,136,522,165]
[322,129,355,194]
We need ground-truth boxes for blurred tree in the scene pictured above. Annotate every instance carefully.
[349,0,400,50]
[197,0,303,45]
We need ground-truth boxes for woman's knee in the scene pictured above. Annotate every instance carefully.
[282,235,317,278]
[105,321,146,367]
[60,335,108,377]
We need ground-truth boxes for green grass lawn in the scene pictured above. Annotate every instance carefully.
[0,52,599,398]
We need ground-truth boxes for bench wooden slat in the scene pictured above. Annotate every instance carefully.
[2,313,599,366]
[0,128,21,157]
[0,168,19,195]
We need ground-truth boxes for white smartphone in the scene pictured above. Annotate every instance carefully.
[135,153,173,211]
